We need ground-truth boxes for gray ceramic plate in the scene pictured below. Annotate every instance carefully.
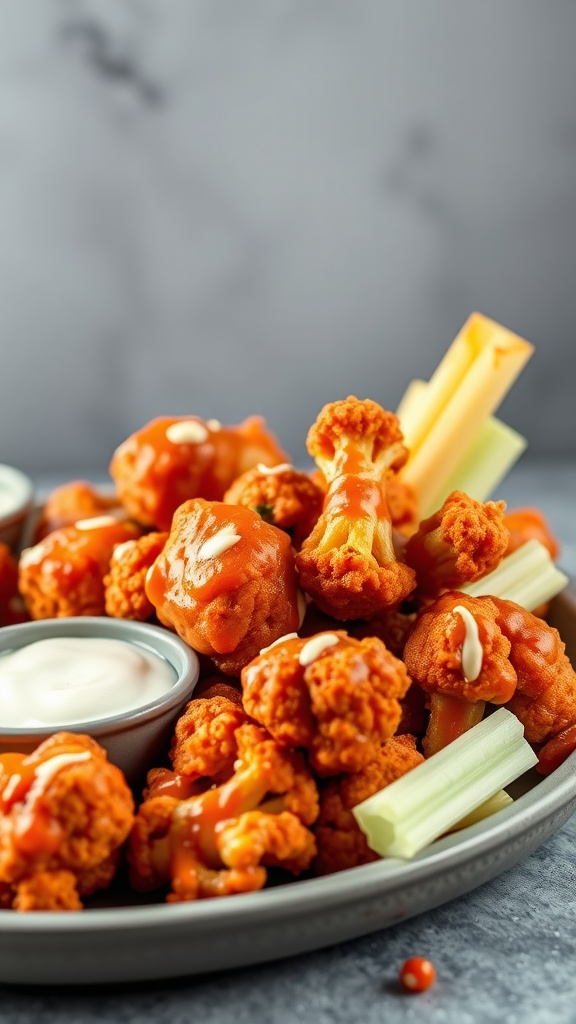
[1,588,575,987]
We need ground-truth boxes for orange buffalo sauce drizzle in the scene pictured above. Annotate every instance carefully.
[0,742,91,856]
[148,504,297,616]
[169,765,271,883]
[324,475,391,524]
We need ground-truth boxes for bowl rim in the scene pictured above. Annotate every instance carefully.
[0,616,200,736]
[0,464,34,526]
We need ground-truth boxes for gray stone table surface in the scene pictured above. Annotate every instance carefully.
[1,458,575,1024]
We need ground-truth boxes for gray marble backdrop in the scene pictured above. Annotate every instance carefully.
[1,0,575,475]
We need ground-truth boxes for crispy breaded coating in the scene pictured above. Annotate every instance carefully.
[18,518,142,620]
[169,693,250,781]
[404,491,508,595]
[314,735,425,874]
[223,465,324,549]
[495,597,576,745]
[296,397,416,620]
[146,499,300,676]
[241,631,411,775]
[110,415,289,531]
[12,871,83,912]
[503,507,560,560]
[403,592,517,705]
[104,531,168,620]
[128,723,318,901]
[34,481,122,542]
[0,733,134,910]
[306,396,408,481]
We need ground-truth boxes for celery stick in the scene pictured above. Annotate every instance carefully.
[422,418,527,517]
[397,379,527,514]
[400,314,534,513]
[460,539,569,611]
[395,379,427,437]
[352,708,537,859]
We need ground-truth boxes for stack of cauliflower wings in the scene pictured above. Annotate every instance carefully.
[3,399,575,911]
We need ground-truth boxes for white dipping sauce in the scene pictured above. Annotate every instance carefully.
[0,637,176,727]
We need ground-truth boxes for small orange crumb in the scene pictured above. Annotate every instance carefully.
[399,956,436,993]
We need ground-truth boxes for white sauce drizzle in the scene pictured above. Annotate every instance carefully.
[75,515,118,530]
[453,604,484,682]
[111,539,137,562]
[0,637,176,727]
[206,418,221,431]
[256,463,293,476]
[197,525,241,561]
[259,632,299,655]
[166,420,209,445]
[299,633,339,667]
[18,545,45,569]
[13,751,93,838]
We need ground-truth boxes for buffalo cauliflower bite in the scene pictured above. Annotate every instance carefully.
[18,517,142,620]
[223,464,324,549]
[503,506,560,560]
[404,491,508,596]
[0,733,134,911]
[145,499,300,676]
[104,531,168,620]
[110,415,289,531]
[169,689,250,782]
[314,734,425,874]
[295,397,416,620]
[403,592,576,762]
[34,481,123,542]
[241,631,411,775]
[128,723,318,901]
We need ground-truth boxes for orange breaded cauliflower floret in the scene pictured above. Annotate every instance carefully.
[128,723,318,901]
[18,517,142,620]
[104,531,168,621]
[34,481,123,542]
[403,592,517,706]
[142,681,248,801]
[404,490,509,596]
[223,463,324,549]
[0,733,134,911]
[314,734,425,874]
[503,506,560,560]
[241,631,411,775]
[146,499,300,676]
[296,397,416,620]
[169,688,250,782]
[110,415,289,531]
[404,592,576,762]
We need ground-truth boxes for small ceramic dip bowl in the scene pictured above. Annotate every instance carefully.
[0,617,200,786]
[0,465,34,551]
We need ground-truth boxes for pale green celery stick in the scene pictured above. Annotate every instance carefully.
[396,380,527,515]
[460,539,569,611]
[352,708,537,859]
[422,417,527,517]
[446,789,513,833]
